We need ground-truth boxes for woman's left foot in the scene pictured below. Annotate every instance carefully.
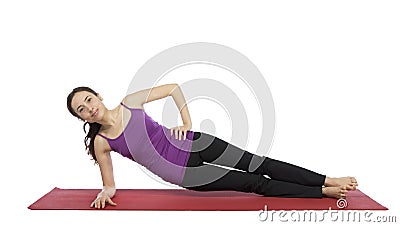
[322,185,351,199]
[325,176,358,190]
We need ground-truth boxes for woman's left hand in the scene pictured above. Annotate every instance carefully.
[170,124,191,140]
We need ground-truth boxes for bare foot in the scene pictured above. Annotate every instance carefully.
[325,176,358,190]
[322,185,351,199]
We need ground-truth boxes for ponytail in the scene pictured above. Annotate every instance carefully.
[83,121,102,164]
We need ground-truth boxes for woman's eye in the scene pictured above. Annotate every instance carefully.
[88,98,92,102]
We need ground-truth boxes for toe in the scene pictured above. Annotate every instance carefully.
[346,184,355,190]
[351,177,358,183]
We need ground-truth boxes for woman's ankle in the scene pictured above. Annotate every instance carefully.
[324,176,331,187]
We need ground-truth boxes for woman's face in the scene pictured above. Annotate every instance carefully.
[71,91,105,123]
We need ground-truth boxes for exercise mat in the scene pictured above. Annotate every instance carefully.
[28,187,388,211]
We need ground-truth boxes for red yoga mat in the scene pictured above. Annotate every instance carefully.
[28,187,388,211]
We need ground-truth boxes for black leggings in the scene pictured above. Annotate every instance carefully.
[181,132,326,198]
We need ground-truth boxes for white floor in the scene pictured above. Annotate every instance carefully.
[1,1,399,226]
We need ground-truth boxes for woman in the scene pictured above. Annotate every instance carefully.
[67,84,358,209]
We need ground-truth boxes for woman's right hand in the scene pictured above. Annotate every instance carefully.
[90,191,117,209]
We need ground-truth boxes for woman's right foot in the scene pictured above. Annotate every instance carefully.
[322,185,352,199]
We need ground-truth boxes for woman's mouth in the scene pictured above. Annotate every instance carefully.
[92,109,98,117]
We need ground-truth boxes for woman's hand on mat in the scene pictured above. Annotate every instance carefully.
[170,124,191,141]
[90,192,117,209]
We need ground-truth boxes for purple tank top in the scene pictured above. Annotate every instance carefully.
[98,102,194,185]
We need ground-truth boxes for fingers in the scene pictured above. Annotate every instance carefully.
[90,198,100,209]
[107,197,117,206]
[170,127,178,138]
[90,196,117,209]
[170,127,187,140]
[175,127,179,140]
[178,128,186,140]
[179,129,187,140]
[94,198,104,209]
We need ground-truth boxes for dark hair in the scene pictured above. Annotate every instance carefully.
[67,86,101,164]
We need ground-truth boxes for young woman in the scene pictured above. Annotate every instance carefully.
[67,84,358,209]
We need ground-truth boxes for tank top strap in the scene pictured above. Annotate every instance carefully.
[97,133,110,140]
[120,102,132,110]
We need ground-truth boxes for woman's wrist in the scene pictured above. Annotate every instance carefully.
[184,122,192,129]
[98,186,116,198]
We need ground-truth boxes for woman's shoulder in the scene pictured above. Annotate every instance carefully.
[121,96,144,110]
[94,133,112,152]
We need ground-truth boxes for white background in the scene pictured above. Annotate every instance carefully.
[1,0,399,226]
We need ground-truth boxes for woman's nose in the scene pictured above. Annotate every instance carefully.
[88,107,94,114]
